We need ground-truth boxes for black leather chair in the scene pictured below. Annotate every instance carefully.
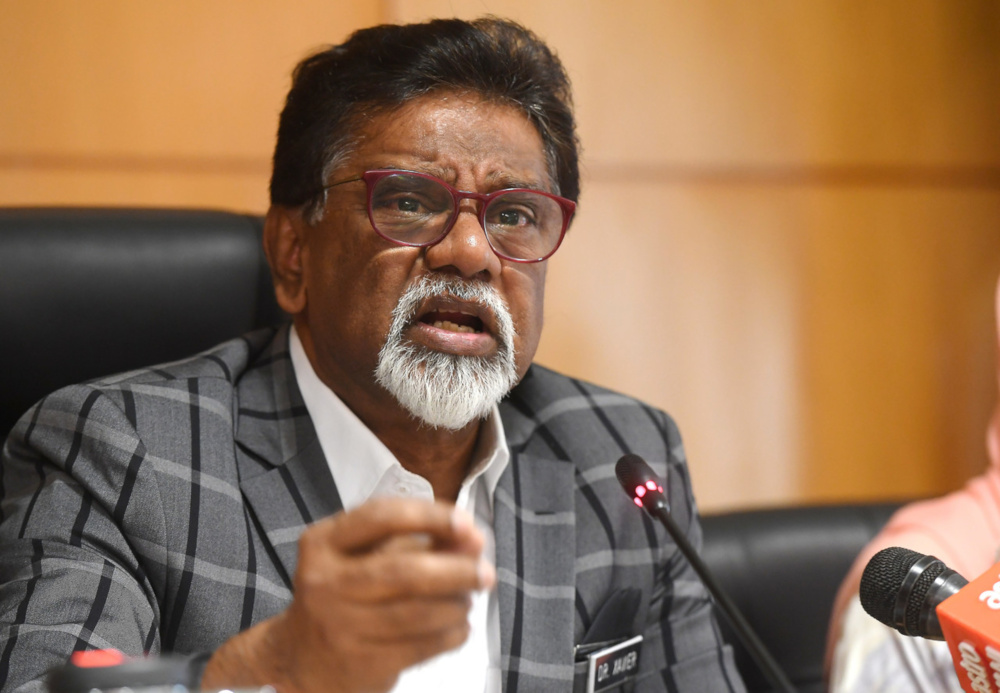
[0,207,286,440]
[701,502,903,693]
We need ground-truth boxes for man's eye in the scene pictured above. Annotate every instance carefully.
[492,206,537,229]
[498,209,525,226]
[375,193,429,214]
[395,196,421,213]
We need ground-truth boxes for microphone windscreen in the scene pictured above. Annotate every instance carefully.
[859,546,950,635]
[615,454,653,492]
[860,547,923,626]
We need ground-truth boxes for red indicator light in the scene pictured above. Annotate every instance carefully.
[646,480,657,491]
[71,649,126,668]
[633,497,643,507]
[658,485,664,493]
[635,485,646,498]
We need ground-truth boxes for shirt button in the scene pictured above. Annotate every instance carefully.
[397,484,410,495]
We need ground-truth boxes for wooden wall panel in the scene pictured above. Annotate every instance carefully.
[389,1,1000,166]
[0,0,383,210]
[800,190,1000,500]
[0,167,266,211]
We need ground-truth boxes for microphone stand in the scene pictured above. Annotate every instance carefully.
[617,454,796,693]
[645,501,796,693]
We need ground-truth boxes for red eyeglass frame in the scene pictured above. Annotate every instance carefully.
[323,169,576,263]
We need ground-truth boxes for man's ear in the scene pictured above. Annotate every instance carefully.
[263,206,308,315]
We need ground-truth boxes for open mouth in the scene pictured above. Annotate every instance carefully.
[395,284,506,359]
[419,309,485,334]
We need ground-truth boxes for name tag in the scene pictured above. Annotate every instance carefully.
[585,634,643,693]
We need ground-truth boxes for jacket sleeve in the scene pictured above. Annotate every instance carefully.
[0,385,171,693]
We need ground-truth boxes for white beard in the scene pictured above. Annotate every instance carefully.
[374,275,518,430]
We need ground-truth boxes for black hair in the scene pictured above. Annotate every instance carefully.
[270,16,579,219]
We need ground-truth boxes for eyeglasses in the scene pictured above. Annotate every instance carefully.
[321,169,575,263]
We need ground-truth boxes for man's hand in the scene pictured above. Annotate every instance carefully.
[201,497,495,693]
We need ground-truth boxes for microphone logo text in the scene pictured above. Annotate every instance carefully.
[957,641,1000,693]
[978,576,1000,610]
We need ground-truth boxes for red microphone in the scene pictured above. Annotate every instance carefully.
[938,560,1000,692]
[860,547,1000,693]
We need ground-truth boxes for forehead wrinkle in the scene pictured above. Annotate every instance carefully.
[342,94,553,192]
[357,154,548,194]
[435,165,551,194]
[408,99,550,189]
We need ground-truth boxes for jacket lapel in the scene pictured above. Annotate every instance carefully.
[494,445,578,686]
[233,327,342,583]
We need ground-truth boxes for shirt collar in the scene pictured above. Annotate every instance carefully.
[288,326,509,511]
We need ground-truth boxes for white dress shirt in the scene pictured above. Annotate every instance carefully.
[288,327,507,693]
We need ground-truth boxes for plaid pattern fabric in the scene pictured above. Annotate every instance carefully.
[0,326,743,692]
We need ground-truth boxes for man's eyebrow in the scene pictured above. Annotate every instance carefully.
[485,171,548,191]
[380,163,458,182]
[366,165,551,192]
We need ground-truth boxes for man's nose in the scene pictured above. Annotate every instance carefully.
[424,207,502,279]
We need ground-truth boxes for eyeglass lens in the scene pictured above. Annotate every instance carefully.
[369,172,565,261]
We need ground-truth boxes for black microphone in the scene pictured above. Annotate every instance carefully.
[615,454,797,693]
[859,546,968,640]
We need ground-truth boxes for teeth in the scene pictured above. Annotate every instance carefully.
[432,320,477,333]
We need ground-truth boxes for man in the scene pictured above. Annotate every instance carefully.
[0,17,745,693]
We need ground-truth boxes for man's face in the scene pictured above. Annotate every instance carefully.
[275,91,553,427]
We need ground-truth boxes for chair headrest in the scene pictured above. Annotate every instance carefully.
[0,207,287,440]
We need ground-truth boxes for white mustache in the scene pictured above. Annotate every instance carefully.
[390,275,515,347]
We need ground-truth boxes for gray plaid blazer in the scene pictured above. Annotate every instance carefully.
[0,326,743,692]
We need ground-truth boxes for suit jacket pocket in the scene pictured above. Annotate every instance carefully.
[578,587,642,646]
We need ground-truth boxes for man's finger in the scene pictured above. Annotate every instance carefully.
[301,549,494,602]
[335,594,475,640]
[305,497,482,556]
